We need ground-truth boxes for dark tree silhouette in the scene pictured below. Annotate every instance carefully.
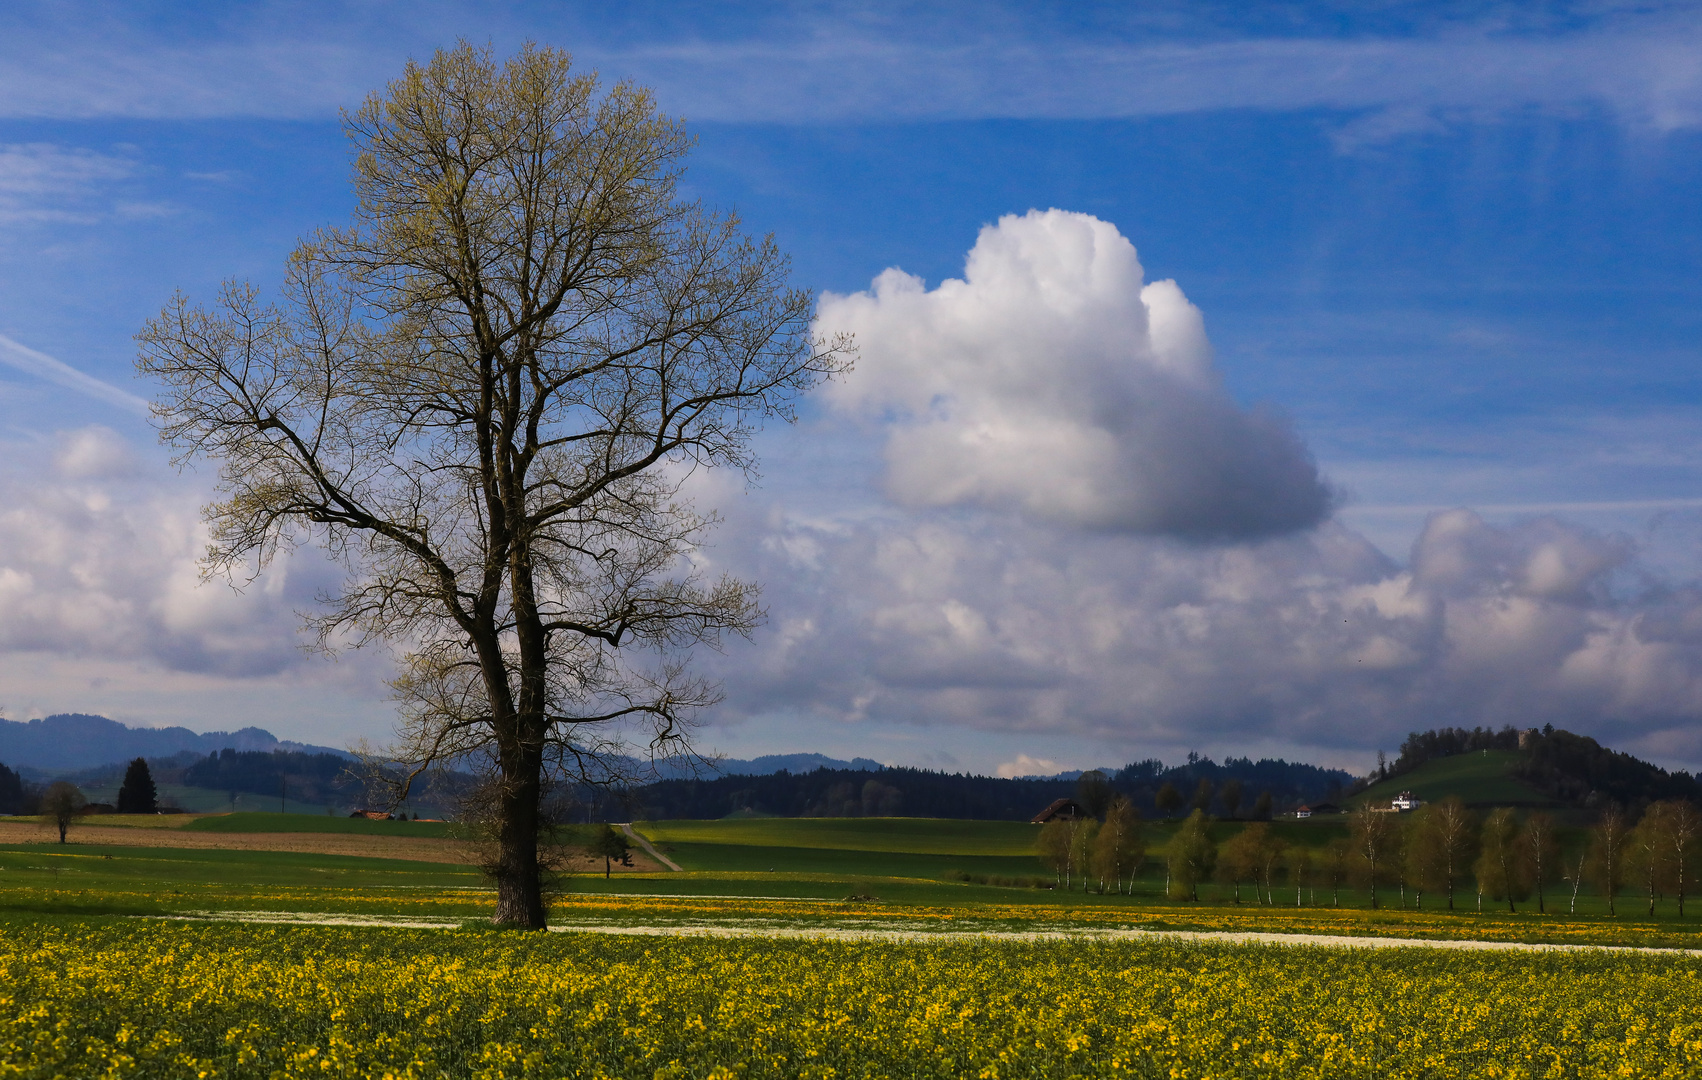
[40,782,86,843]
[116,758,157,814]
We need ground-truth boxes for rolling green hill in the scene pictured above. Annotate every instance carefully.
[1348,751,1559,809]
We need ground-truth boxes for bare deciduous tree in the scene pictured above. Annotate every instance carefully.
[1520,811,1560,914]
[40,782,86,844]
[1215,824,1260,904]
[1089,795,1145,895]
[136,43,847,928]
[1349,803,1396,909]
[1166,809,1215,901]
[1628,802,1670,917]
[1038,818,1074,889]
[1218,777,1244,820]
[1413,795,1477,911]
[1587,804,1630,917]
[1474,807,1529,913]
[1664,800,1700,917]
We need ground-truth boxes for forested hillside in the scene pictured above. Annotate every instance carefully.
[626,755,1354,822]
[181,749,363,806]
[1379,724,1701,809]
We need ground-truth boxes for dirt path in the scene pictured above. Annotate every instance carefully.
[620,823,681,871]
[150,909,1702,956]
[0,821,664,872]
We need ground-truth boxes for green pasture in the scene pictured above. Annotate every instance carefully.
[2,812,1699,942]
[0,842,486,917]
[1349,750,1558,809]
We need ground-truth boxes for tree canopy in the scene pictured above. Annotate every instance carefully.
[136,42,847,927]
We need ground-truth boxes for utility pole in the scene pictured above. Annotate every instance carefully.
[279,769,286,814]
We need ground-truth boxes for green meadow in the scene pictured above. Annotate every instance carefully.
[1349,750,1559,809]
[1,812,1699,946]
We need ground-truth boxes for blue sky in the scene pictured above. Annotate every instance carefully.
[5,1,1702,776]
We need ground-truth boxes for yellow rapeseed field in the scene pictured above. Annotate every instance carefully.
[1,919,1698,1079]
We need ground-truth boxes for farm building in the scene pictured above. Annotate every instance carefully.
[1030,798,1088,824]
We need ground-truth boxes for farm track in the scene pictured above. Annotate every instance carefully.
[0,821,665,872]
[620,822,682,870]
[150,908,1702,956]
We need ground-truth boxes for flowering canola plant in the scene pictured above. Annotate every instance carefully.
[1,920,1699,1079]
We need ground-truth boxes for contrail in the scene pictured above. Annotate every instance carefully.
[0,332,150,415]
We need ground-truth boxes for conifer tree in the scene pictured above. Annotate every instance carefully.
[116,757,157,814]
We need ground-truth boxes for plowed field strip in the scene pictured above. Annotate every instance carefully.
[0,822,662,871]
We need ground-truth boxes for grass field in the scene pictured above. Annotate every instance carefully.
[4,812,1701,944]
[1349,750,1559,808]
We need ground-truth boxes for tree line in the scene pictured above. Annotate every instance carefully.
[1043,796,1702,916]
[624,756,1351,822]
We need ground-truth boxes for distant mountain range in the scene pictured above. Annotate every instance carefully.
[0,714,886,779]
[0,714,350,773]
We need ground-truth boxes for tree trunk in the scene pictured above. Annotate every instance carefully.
[491,738,546,929]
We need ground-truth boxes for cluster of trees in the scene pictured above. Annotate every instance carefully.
[1144,774,1276,821]
[181,748,367,808]
[0,761,35,815]
[1037,796,1146,894]
[1513,729,1702,808]
[0,758,156,818]
[633,767,1082,821]
[1148,798,1701,916]
[1112,755,1348,818]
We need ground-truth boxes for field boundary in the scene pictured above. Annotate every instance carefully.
[143,909,1702,956]
[620,823,682,870]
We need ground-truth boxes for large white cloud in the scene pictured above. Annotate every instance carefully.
[706,500,1702,769]
[0,426,336,678]
[816,210,1332,539]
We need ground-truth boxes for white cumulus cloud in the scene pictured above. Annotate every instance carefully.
[707,503,1702,769]
[816,209,1333,540]
[0,427,341,678]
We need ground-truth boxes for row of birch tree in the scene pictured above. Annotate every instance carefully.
[1039,795,1700,915]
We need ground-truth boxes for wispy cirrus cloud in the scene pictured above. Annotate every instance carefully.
[1,2,1701,135]
[0,143,136,224]
[0,334,149,415]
